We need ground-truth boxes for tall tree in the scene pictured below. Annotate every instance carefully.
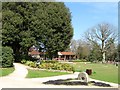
[87,42,102,62]
[85,23,117,63]
[2,2,73,61]
[76,40,90,59]
[69,39,77,53]
[105,38,117,61]
[118,44,120,62]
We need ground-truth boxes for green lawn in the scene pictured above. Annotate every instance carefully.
[26,69,71,78]
[71,62,119,84]
[0,67,14,77]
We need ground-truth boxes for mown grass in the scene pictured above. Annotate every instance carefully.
[26,69,71,78]
[71,62,119,84]
[0,67,14,77]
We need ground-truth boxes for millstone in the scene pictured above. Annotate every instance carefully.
[77,72,89,83]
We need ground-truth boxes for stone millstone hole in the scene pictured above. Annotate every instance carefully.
[82,77,85,80]
[77,72,89,83]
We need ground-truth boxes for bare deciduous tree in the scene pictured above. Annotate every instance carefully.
[69,39,78,53]
[85,23,117,63]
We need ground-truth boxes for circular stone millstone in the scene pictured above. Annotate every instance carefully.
[78,72,89,83]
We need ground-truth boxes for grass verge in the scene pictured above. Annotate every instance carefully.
[71,62,119,84]
[0,67,14,77]
[26,69,71,78]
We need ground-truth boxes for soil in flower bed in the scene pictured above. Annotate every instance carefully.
[89,81,111,87]
[43,78,111,87]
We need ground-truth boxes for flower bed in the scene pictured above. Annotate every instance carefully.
[21,60,75,72]
[43,78,111,87]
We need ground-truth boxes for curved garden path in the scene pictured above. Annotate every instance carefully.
[0,63,118,89]
[6,63,28,79]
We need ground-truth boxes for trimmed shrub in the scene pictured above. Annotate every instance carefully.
[25,61,33,66]
[29,62,36,68]
[21,59,27,64]
[25,61,36,68]
[1,46,14,68]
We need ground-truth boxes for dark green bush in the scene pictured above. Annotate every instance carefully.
[1,46,14,68]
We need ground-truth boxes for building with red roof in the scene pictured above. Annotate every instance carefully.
[28,46,76,60]
[28,46,45,60]
[57,52,76,60]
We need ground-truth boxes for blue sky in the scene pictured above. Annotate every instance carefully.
[64,2,118,40]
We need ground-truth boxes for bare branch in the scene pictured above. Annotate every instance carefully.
[85,23,117,62]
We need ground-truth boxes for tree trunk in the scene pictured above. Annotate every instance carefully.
[102,40,106,63]
[102,52,105,63]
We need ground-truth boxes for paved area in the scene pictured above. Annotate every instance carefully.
[5,63,28,79]
[0,63,119,89]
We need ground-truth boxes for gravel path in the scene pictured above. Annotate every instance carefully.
[0,63,118,89]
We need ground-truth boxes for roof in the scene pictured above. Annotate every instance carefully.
[28,50,45,55]
[29,51,40,55]
[58,52,75,55]
[29,47,38,52]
